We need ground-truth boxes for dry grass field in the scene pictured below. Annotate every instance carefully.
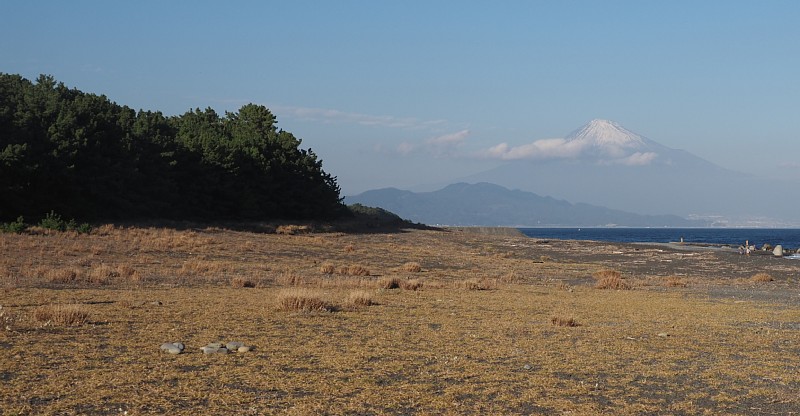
[2,225,800,414]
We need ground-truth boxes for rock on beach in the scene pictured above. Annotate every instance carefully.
[226,341,244,350]
[201,341,251,354]
[160,342,185,354]
[200,345,229,354]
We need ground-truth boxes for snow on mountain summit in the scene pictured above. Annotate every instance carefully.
[565,119,646,148]
[559,119,656,160]
[483,119,660,164]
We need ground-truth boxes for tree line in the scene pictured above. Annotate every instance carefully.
[0,74,345,222]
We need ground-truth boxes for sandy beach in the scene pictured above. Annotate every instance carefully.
[2,225,800,414]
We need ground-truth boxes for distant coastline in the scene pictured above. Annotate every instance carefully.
[446,226,525,237]
[518,227,800,252]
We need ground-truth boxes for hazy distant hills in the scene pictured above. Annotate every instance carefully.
[346,182,706,227]
[349,119,795,227]
[459,119,793,225]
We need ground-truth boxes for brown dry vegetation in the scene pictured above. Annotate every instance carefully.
[347,290,375,307]
[378,276,401,289]
[319,262,336,274]
[230,277,256,288]
[340,264,370,276]
[594,275,630,290]
[400,261,422,273]
[592,269,622,280]
[464,277,497,290]
[499,271,521,283]
[751,272,774,282]
[1,225,800,414]
[277,272,305,286]
[551,315,580,327]
[276,288,334,312]
[275,224,310,235]
[400,278,422,291]
[32,304,90,326]
[665,275,688,287]
[45,267,81,284]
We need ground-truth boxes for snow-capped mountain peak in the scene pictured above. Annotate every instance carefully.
[566,119,646,148]
[481,118,660,164]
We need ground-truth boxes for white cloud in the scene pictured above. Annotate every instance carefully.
[272,105,447,130]
[384,130,470,157]
[481,138,586,160]
[396,142,416,155]
[426,130,469,157]
[481,137,659,166]
[614,152,658,166]
[427,129,469,146]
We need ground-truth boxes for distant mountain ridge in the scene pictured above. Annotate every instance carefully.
[461,119,793,224]
[346,182,706,227]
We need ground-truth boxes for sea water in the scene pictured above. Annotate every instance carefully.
[518,228,800,252]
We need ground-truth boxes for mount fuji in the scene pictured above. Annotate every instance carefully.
[460,119,792,225]
[565,119,649,153]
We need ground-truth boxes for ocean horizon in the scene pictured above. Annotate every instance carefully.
[518,227,800,252]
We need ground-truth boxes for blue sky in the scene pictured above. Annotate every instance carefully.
[3,1,799,194]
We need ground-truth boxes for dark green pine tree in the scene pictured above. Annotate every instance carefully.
[0,73,344,222]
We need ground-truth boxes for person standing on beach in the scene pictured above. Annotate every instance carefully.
[746,240,751,256]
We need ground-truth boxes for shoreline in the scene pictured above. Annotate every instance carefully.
[444,226,525,237]
[515,227,799,254]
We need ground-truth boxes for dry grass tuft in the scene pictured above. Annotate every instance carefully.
[75,257,94,267]
[665,276,688,287]
[276,289,334,312]
[276,225,310,235]
[348,290,375,307]
[339,264,370,277]
[551,316,579,327]
[92,224,116,236]
[464,277,497,291]
[117,296,137,309]
[231,277,256,288]
[33,304,91,326]
[308,275,365,290]
[344,244,355,253]
[87,264,118,285]
[178,260,227,278]
[278,272,305,286]
[319,262,336,274]
[379,277,401,289]
[751,273,774,283]
[26,266,48,281]
[595,275,630,290]
[499,271,521,284]
[592,269,621,280]
[0,266,16,289]
[0,305,15,331]
[117,265,142,282]
[400,279,423,291]
[46,268,81,284]
[132,228,215,252]
[400,262,422,273]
